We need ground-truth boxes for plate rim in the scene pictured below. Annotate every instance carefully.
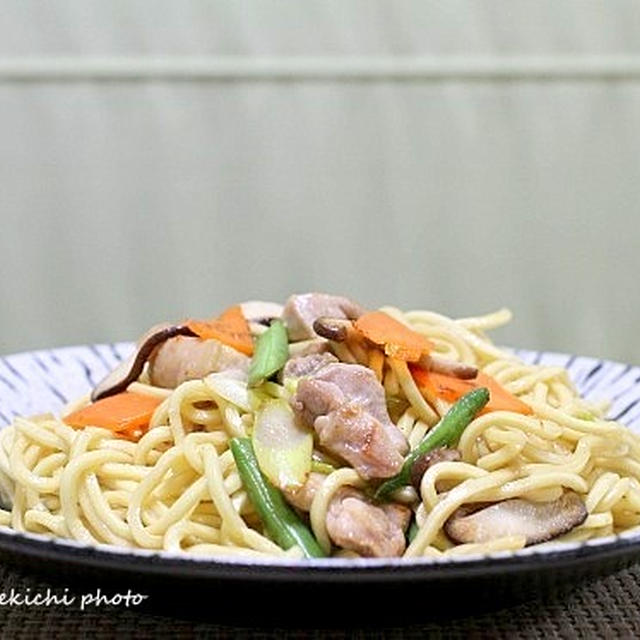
[1,342,640,579]
[0,520,637,583]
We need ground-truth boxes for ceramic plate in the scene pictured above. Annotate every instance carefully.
[1,344,639,612]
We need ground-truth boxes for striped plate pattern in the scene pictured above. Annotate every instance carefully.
[2,344,639,431]
[0,344,640,592]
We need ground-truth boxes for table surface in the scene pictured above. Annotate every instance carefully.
[0,562,639,638]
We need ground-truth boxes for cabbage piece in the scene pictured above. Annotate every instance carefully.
[204,373,251,412]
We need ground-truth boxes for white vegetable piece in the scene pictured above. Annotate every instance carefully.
[252,399,313,492]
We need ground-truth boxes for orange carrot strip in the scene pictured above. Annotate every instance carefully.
[63,392,163,438]
[354,311,433,362]
[117,424,146,442]
[411,366,533,416]
[186,305,254,356]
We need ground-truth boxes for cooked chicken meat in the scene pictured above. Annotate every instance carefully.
[92,323,196,401]
[282,293,365,341]
[380,501,412,532]
[287,338,332,359]
[292,362,408,479]
[326,487,408,557]
[284,473,410,558]
[282,353,338,380]
[149,336,249,388]
[283,472,328,512]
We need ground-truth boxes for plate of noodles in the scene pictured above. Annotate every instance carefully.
[1,293,640,598]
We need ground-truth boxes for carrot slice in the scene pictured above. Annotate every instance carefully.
[64,392,163,438]
[411,366,533,416]
[117,423,147,442]
[354,311,433,361]
[186,305,254,356]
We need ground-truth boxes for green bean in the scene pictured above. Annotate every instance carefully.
[230,437,325,559]
[248,319,289,387]
[407,519,420,544]
[376,387,490,500]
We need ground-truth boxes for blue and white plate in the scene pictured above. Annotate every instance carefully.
[0,344,639,614]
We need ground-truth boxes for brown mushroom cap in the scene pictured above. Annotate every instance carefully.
[417,354,478,380]
[312,317,356,342]
[91,323,196,401]
[444,491,588,546]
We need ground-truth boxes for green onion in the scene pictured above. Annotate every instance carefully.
[230,437,325,559]
[311,459,336,475]
[375,387,490,500]
[248,320,289,387]
[252,399,313,492]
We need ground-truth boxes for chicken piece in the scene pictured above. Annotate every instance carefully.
[292,363,408,479]
[313,404,406,479]
[282,353,338,380]
[92,323,196,401]
[287,338,332,359]
[284,475,409,558]
[283,472,327,511]
[380,501,412,532]
[149,336,249,388]
[326,487,408,557]
[283,293,366,341]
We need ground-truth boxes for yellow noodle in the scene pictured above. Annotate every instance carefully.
[443,535,526,556]
[388,358,439,425]
[1,304,639,563]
